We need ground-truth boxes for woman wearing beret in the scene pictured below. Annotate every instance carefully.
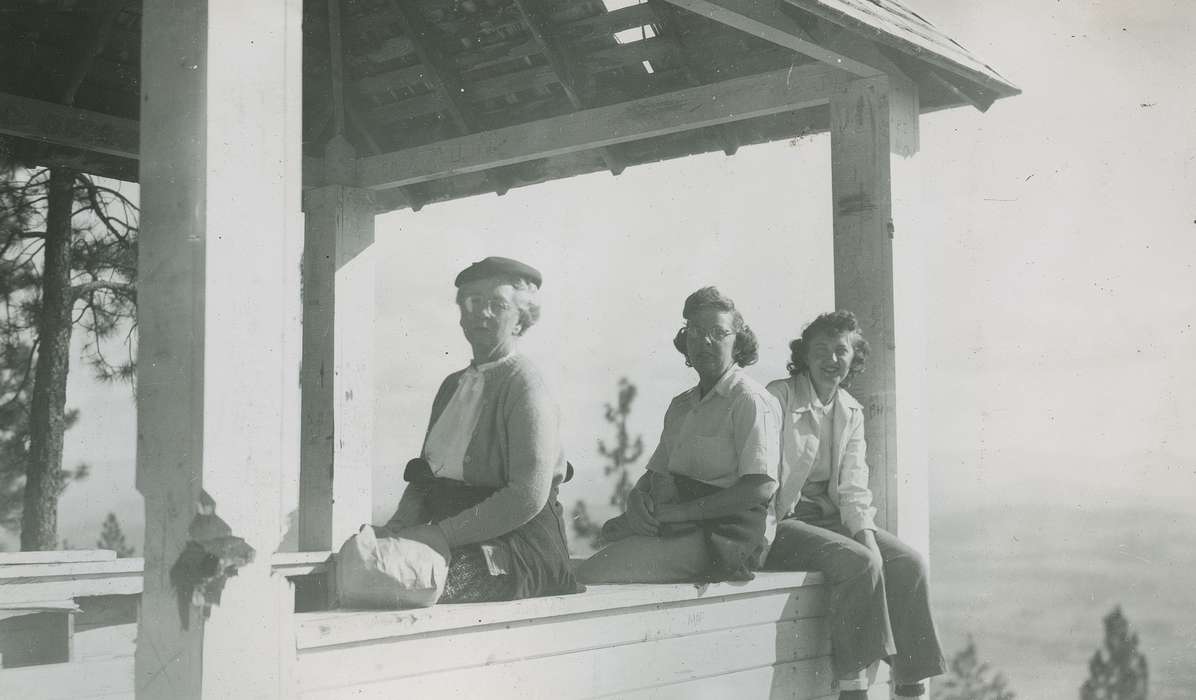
[576,287,780,584]
[385,256,582,603]
[764,311,944,700]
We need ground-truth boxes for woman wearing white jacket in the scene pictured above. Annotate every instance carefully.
[765,311,944,700]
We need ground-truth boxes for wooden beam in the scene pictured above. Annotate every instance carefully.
[385,0,471,135]
[829,77,898,533]
[385,0,510,194]
[299,186,375,552]
[660,0,880,78]
[326,0,348,136]
[647,0,741,155]
[0,92,137,160]
[800,17,919,154]
[924,67,995,112]
[136,0,302,697]
[511,0,625,174]
[357,62,844,190]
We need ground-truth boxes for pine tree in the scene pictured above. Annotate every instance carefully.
[934,636,1016,700]
[571,377,645,548]
[0,163,137,549]
[1080,606,1148,700]
[96,511,134,557]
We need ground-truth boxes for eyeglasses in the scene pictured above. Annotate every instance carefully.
[683,325,735,343]
[459,295,514,316]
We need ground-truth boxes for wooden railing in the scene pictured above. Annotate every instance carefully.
[1,552,894,699]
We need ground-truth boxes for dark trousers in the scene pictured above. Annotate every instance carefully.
[763,504,946,683]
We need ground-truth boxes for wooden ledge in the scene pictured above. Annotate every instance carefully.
[296,570,824,649]
[0,551,334,605]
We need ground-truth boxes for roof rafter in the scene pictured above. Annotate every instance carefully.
[358,61,844,191]
[511,0,626,175]
[384,0,512,197]
[327,0,425,208]
[647,0,740,155]
[659,0,882,78]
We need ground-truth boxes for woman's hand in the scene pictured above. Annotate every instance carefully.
[624,488,660,536]
[653,502,690,524]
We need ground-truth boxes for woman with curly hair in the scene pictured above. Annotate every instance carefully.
[576,286,781,584]
[765,311,944,700]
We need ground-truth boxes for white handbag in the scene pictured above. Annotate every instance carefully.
[334,525,448,609]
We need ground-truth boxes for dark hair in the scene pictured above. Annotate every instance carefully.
[787,310,870,387]
[671,286,759,367]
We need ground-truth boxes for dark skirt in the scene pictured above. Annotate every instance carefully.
[672,474,767,582]
[405,458,583,603]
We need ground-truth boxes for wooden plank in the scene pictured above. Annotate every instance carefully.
[0,92,137,159]
[0,657,133,699]
[299,185,376,552]
[299,593,828,690]
[356,64,435,96]
[661,0,879,78]
[888,71,919,157]
[299,621,830,699]
[0,554,329,603]
[135,0,302,697]
[271,551,334,577]
[366,37,678,125]
[325,0,348,136]
[783,0,1019,98]
[0,550,116,566]
[830,77,898,532]
[924,66,995,112]
[0,559,143,603]
[616,659,836,700]
[297,572,824,647]
[357,62,843,189]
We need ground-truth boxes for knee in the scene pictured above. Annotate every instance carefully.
[834,544,882,585]
[885,547,929,587]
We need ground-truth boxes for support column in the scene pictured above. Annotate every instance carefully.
[830,77,903,536]
[135,0,302,697]
[298,138,376,552]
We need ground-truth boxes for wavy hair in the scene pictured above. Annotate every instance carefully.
[786,310,870,388]
[671,286,759,367]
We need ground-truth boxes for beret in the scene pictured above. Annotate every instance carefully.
[454,256,543,288]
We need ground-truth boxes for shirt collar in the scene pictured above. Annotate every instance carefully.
[794,372,861,412]
[688,365,739,404]
[469,351,518,374]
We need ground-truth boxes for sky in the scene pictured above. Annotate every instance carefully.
[19,0,1195,568]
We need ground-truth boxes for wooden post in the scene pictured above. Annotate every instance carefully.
[830,77,902,535]
[299,137,376,552]
[135,0,302,697]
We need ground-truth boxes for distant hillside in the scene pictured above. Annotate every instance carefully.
[931,503,1196,700]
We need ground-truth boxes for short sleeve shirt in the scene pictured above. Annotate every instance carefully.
[646,366,781,489]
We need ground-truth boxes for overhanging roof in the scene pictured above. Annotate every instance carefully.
[0,0,1018,212]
